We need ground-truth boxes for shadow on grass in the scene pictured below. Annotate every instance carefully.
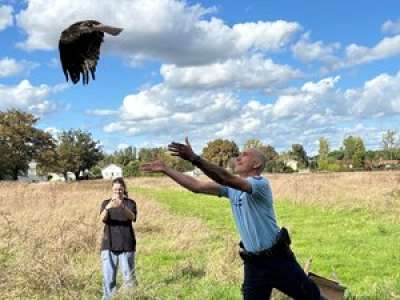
[136,224,164,234]
[164,262,206,284]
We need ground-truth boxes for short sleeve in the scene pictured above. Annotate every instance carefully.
[247,177,271,204]
[218,186,229,198]
[126,199,137,222]
[100,199,109,214]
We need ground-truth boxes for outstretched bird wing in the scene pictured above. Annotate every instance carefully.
[59,21,122,85]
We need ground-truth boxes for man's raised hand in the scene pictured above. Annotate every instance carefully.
[140,160,167,173]
[168,137,196,162]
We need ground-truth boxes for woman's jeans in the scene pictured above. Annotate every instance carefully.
[101,250,136,300]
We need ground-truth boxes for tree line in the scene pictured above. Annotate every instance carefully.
[1,110,399,180]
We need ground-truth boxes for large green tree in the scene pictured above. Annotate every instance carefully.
[259,145,279,162]
[318,137,330,169]
[243,139,264,150]
[202,139,239,168]
[0,110,56,180]
[243,139,278,162]
[156,149,193,172]
[328,149,344,161]
[123,160,141,177]
[382,130,398,160]
[138,147,162,162]
[113,146,137,166]
[289,144,308,168]
[136,147,193,172]
[243,138,279,172]
[57,129,103,179]
[0,138,13,179]
[343,136,366,168]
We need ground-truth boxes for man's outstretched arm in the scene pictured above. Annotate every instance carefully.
[140,160,221,195]
[168,138,252,193]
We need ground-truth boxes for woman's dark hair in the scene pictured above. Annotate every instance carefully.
[112,177,128,197]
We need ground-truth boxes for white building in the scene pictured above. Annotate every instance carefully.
[48,171,76,182]
[285,159,299,171]
[101,164,123,180]
[18,161,47,182]
[48,173,66,182]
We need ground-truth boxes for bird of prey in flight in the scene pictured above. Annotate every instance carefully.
[59,20,123,85]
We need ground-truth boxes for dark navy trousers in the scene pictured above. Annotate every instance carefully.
[241,249,324,300]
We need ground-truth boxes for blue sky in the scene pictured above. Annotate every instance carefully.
[0,0,400,155]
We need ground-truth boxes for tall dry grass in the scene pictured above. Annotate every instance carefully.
[0,179,243,299]
[127,171,400,215]
[128,171,400,219]
[0,181,109,299]
[267,171,400,220]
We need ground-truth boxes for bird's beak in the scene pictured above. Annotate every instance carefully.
[95,25,123,36]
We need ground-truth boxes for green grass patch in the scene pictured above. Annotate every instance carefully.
[134,187,400,299]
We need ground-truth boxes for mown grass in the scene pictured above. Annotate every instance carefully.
[135,186,400,299]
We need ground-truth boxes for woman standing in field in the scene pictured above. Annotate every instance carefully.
[99,177,137,300]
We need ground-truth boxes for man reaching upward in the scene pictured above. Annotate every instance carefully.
[141,137,323,300]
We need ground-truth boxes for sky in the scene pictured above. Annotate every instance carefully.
[0,0,400,155]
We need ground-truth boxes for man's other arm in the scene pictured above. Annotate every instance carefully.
[141,160,221,196]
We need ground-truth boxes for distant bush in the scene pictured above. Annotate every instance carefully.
[265,160,294,173]
[89,165,102,179]
[318,161,345,172]
[123,161,140,177]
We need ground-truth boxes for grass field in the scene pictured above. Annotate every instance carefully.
[0,171,399,299]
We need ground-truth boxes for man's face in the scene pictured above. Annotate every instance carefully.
[234,150,257,174]
[112,183,124,199]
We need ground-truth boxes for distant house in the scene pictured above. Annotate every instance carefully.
[67,172,77,181]
[285,159,299,171]
[101,164,123,180]
[364,159,400,170]
[376,160,400,169]
[48,171,76,182]
[79,169,89,179]
[18,161,47,183]
[48,173,66,182]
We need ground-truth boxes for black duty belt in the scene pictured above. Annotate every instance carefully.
[239,227,291,259]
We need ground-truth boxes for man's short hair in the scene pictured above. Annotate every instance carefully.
[250,148,267,173]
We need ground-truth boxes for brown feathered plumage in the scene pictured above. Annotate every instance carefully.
[59,20,123,85]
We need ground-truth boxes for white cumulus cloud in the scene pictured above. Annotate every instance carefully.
[232,20,301,52]
[290,30,400,71]
[0,5,13,31]
[44,127,61,138]
[332,35,400,69]
[0,57,38,78]
[272,76,341,119]
[344,71,400,117]
[103,84,240,138]
[382,19,400,35]
[93,69,400,153]
[161,55,301,90]
[16,0,300,65]
[0,80,63,116]
[86,109,119,116]
[291,32,340,64]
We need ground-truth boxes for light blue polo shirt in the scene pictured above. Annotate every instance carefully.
[219,176,280,253]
